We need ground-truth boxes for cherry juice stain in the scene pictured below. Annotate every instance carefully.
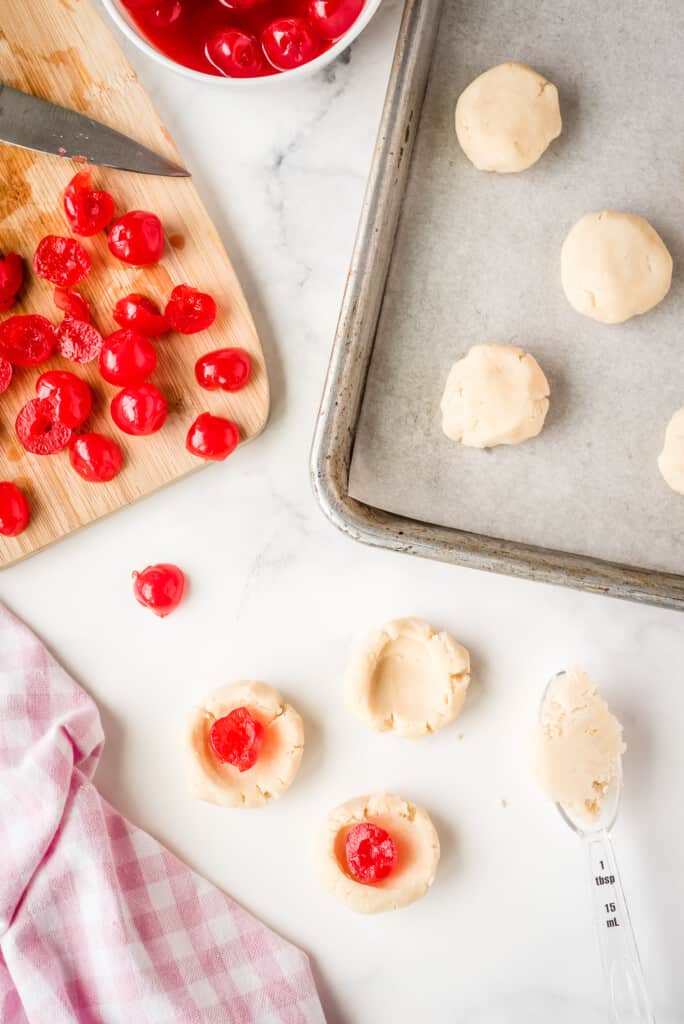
[6,445,24,463]
[124,0,364,78]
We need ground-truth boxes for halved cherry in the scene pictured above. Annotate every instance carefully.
[307,0,364,39]
[206,29,266,78]
[33,235,91,287]
[36,370,93,429]
[63,169,115,236]
[164,284,216,334]
[111,383,167,436]
[209,707,264,771]
[195,348,251,392]
[113,293,168,337]
[345,822,398,884]
[0,252,24,304]
[0,315,55,367]
[186,413,239,461]
[108,211,164,266]
[54,287,90,322]
[69,433,123,482]
[261,17,320,71]
[132,563,186,617]
[16,398,72,455]
[55,316,103,364]
[0,482,30,537]
[0,357,13,395]
[99,329,157,386]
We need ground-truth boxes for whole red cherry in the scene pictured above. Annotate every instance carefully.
[206,29,265,78]
[111,383,168,436]
[99,330,157,386]
[70,433,123,482]
[186,413,240,461]
[132,563,186,617]
[0,482,30,537]
[108,211,165,266]
[307,0,364,39]
[195,348,251,392]
[261,17,320,71]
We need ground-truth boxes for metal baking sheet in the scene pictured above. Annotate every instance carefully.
[311,0,684,610]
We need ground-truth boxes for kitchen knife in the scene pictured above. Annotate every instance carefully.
[0,82,189,177]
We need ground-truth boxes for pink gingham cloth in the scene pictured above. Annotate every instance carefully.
[0,604,325,1024]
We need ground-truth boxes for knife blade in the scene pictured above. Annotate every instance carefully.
[0,82,190,177]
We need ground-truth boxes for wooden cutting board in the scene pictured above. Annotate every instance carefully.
[0,0,269,568]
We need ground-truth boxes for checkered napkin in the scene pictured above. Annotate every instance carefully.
[0,604,325,1024]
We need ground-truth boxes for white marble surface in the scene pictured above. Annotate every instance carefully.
[3,3,684,1021]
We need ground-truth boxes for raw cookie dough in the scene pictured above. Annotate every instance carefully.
[534,668,625,821]
[346,617,470,738]
[455,62,562,173]
[440,343,550,448]
[315,793,440,914]
[561,211,672,323]
[186,681,304,808]
[658,408,684,494]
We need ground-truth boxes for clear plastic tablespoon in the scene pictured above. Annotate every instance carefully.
[540,672,655,1023]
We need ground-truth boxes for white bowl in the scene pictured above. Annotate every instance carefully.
[102,0,384,87]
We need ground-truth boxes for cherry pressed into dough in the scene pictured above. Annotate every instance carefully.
[315,793,440,914]
[186,681,304,808]
[346,617,471,738]
[455,62,561,173]
[440,343,550,449]
[561,211,672,324]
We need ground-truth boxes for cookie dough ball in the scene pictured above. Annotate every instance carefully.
[346,617,470,738]
[186,681,304,808]
[455,62,561,173]
[315,793,440,914]
[440,343,550,448]
[561,211,673,324]
[658,408,684,494]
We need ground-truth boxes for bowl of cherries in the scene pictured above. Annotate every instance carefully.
[104,0,383,84]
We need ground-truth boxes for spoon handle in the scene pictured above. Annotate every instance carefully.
[583,831,655,1023]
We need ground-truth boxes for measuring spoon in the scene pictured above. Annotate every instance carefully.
[540,671,655,1023]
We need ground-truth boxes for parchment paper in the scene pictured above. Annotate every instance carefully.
[349,0,684,575]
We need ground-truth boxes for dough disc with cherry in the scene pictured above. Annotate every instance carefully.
[186,681,304,808]
[315,793,440,914]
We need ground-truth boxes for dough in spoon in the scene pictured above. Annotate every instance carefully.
[658,408,684,494]
[455,61,561,173]
[534,668,625,822]
[561,211,672,324]
[440,343,549,448]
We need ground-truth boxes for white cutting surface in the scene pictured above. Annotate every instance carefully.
[2,2,684,1021]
